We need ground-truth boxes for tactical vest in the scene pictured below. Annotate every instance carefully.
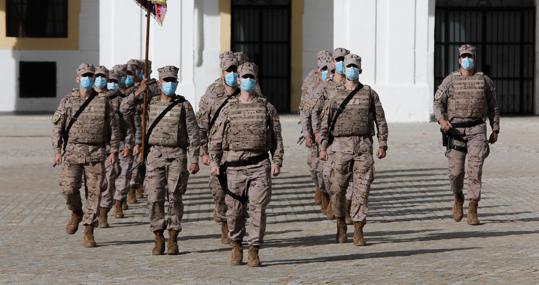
[227,98,268,151]
[147,98,188,148]
[447,72,486,120]
[69,92,107,145]
[331,86,371,137]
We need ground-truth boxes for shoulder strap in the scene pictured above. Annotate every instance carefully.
[144,97,185,156]
[328,83,364,140]
[208,88,240,132]
[62,92,98,153]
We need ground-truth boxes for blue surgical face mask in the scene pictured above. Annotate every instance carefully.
[161,82,178,96]
[321,70,329,81]
[240,78,256,92]
[461,57,474,71]
[335,61,345,74]
[107,82,119,92]
[224,72,238,87]
[94,76,107,89]
[80,76,94,90]
[125,75,134,87]
[345,67,360,81]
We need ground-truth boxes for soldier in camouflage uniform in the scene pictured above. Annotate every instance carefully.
[135,65,200,255]
[209,62,284,267]
[319,54,388,246]
[197,53,240,244]
[299,50,331,208]
[434,44,500,225]
[52,63,119,247]
[98,65,135,227]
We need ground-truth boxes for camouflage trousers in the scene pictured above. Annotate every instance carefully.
[59,161,104,225]
[322,146,353,199]
[306,144,320,188]
[225,159,272,246]
[329,137,374,223]
[209,174,227,223]
[145,148,189,232]
[129,158,144,192]
[100,154,133,209]
[447,124,490,201]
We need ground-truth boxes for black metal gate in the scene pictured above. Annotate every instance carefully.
[435,6,536,115]
[231,0,291,112]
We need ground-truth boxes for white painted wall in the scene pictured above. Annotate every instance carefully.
[0,0,99,112]
[302,0,334,79]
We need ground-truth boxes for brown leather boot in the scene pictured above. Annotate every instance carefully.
[314,186,322,205]
[152,230,165,255]
[114,200,124,218]
[167,230,179,255]
[248,245,261,267]
[65,210,83,235]
[136,185,144,199]
[82,225,97,248]
[452,193,464,222]
[467,200,480,225]
[98,207,109,228]
[127,187,138,204]
[220,223,230,244]
[230,241,243,265]
[122,199,128,210]
[336,218,348,243]
[353,222,366,246]
[326,202,335,220]
[345,200,353,225]
[320,192,329,214]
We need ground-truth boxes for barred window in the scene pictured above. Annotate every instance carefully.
[6,0,68,38]
[19,62,57,98]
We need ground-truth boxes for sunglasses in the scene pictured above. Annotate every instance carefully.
[226,66,238,73]
[460,54,473,59]
[241,74,255,79]
[335,57,345,62]
[320,66,328,71]
[81,73,94,77]
[162,77,177,83]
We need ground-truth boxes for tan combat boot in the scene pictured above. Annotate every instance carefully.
[167,230,179,255]
[230,241,243,265]
[152,230,165,255]
[136,185,145,199]
[220,223,230,244]
[247,245,261,267]
[467,200,480,225]
[320,192,330,214]
[314,186,322,205]
[98,207,109,228]
[114,200,124,218]
[122,199,129,210]
[65,210,83,235]
[336,218,348,243]
[127,186,138,204]
[326,202,335,220]
[345,200,353,225]
[452,193,464,222]
[83,225,97,248]
[353,222,366,246]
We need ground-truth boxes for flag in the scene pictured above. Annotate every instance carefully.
[134,0,167,25]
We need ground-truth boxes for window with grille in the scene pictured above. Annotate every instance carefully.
[19,62,57,98]
[6,0,68,38]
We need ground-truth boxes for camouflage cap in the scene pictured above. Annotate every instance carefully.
[458,44,476,56]
[158,65,179,80]
[317,50,332,69]
[139,59,152,70]
[238,62,257,77]
[76,63,95,76]
[333,47,350,59]
[95,65,109,77]
[219,51,235,60]
[234,51,250,65]
[109,69,123,81]
[127,59,141,68]
[220,55,238,71]
[112,64,127,73]
[344,53,362,68]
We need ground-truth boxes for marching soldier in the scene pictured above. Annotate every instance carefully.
[209,62,284,267]
[319,53,388,246]
[136,65,200,255]
[52,63,119,247]
[197,53,240,244]
[434,44,500,225]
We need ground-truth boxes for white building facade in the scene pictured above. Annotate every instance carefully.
[1,0,538,122]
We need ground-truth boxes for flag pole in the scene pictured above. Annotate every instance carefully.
[141,0,151,163]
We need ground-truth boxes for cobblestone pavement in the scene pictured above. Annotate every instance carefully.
[0,115,538,284]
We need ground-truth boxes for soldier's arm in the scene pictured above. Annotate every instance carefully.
[196,91,212,156]
[433,76,452,121]
[121,106,135,149]
[371,89,389,150]
[106,98,120,153]
[319,99,331,151]
[184,101,200,164]
[51,97,69,154]
[299,109,312,136]
[485,76,500,133]
[133,110,142,146]
[208,106,229,169]
[267,103,284,167]
[311,88,326,133]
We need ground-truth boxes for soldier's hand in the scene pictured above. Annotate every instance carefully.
[189,163,200,174]
[489,132,498,144]
[439,118,453,133]
[133,144,140,156]
[201,154,210,166]
[376,148,387,159]
[135,79,148,96]
[305,135,312,147]
[210,166,220,176]
[121,147,130,158]
[314,132,321,144]
[272,164,281,177]
[53,153,62,166]
[108,153,118,164]
[319,149,327,161]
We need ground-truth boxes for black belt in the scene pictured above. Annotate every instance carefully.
[222,152,269,168]
[451,119,484,128]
